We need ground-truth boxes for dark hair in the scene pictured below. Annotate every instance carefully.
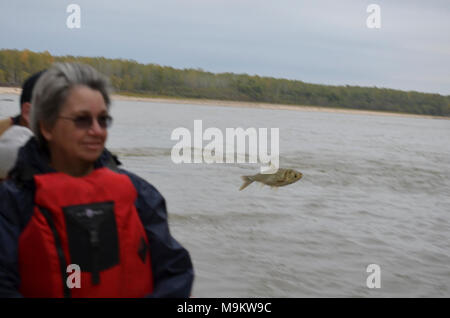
[20,70,46,108]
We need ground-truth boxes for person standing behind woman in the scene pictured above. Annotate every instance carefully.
[0,71,44,181]
[0,70,44,137]
[0,63,194,297]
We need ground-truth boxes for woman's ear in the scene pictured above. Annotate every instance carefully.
[39,121,53,142]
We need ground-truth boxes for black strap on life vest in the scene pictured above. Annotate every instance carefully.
[38,206,71,298]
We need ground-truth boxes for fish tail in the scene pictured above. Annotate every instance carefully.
[239,176,254,191]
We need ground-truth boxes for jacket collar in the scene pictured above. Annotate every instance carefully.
[8,137,120,186]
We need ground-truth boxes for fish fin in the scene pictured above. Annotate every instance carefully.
[239,176,254,191]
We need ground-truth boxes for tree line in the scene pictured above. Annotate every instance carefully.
[1,49,449,117]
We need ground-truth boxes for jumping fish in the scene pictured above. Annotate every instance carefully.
[239,168,303,190]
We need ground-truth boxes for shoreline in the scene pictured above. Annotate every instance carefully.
[1,86,447,120]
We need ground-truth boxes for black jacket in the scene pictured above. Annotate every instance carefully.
[0,137,194,297]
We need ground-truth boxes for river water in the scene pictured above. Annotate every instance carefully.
[1,94,449,297]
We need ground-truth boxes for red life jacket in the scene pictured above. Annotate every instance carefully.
[18,167,154,298]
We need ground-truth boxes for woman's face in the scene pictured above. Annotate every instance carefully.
[41,85,109,174]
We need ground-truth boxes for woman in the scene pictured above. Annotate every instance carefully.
[0,63,194,297]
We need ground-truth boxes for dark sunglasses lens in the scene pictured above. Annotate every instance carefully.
[72,115,112,129]
[98,115,113,128]
[74,116,93,129]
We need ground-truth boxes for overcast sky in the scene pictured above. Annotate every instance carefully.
[1,0,449,95]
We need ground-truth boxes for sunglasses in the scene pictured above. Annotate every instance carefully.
[58,114,113,129]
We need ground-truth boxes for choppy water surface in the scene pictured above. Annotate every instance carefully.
[1,95,449,297]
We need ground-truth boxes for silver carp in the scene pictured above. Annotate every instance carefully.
[239,168,303,190]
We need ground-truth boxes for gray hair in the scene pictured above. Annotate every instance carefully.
[30,62,111,147]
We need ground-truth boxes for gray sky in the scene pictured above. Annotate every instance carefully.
[1,0,449,95]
